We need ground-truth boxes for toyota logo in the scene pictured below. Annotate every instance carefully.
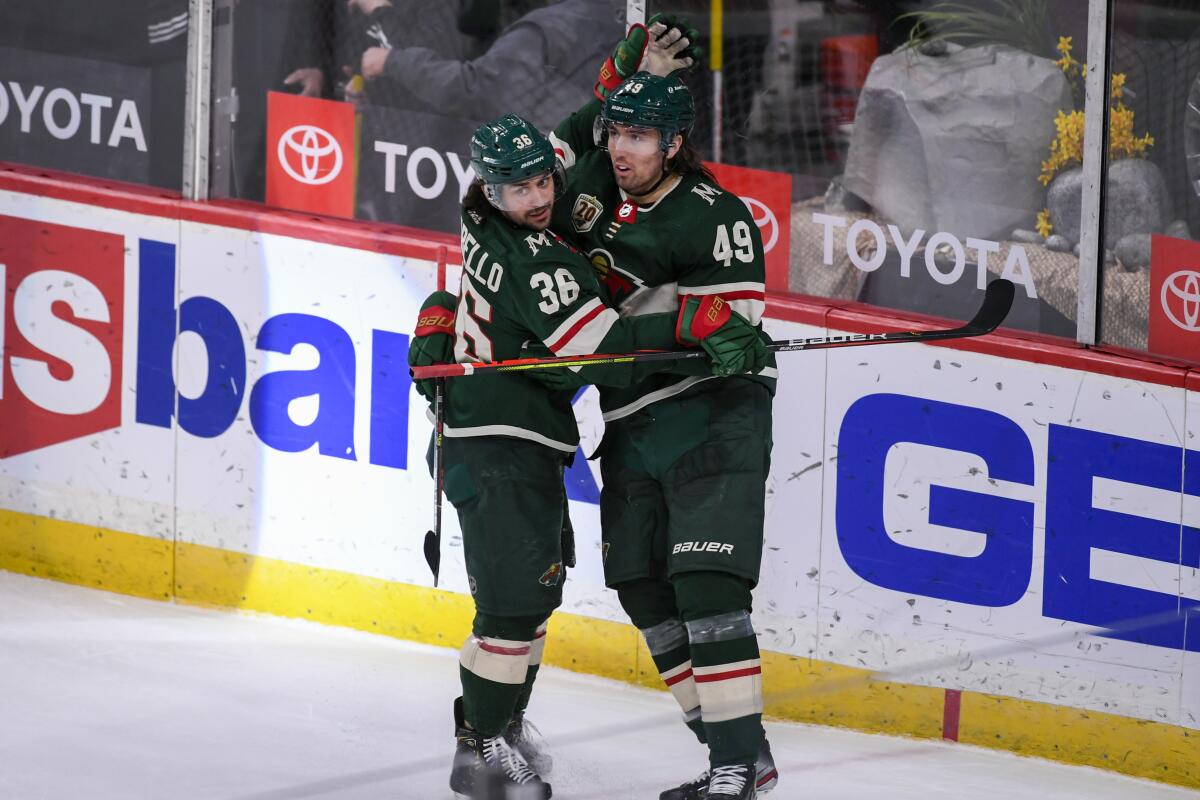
[741,196,778,254]
[277,124,343,186]
[1160,269,1200,332]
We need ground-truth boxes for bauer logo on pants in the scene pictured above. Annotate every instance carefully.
[673,541,734,555]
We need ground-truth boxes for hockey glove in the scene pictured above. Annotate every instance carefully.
[594,15,701,100]
[518,341,588,393]
[642,14,703,77]
[676,295,769,377]
[595,23,650,100]
[408,290,457,402]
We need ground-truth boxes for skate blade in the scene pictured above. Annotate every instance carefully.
[755,767,779,793]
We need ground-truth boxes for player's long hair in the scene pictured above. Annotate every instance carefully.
[667,136,716,183]
[462,179,496,217]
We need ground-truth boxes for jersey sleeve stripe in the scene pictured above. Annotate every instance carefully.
[551,306,620,356]
[549,132,576,169]
[677,285,767,324]
[545,297,604,352]
[728,298,766,324]
[677,281,765,297]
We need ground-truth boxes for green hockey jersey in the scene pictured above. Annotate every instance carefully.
[444,203,681,451]
[549,99,777,423]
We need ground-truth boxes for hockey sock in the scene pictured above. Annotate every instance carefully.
[617,578,706,744]
[459,612,545,736]
[675,572,763,766]
[512,620,548,716]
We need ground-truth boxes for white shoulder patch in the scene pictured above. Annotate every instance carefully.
[690,182,721,206]
[549,131,576,169]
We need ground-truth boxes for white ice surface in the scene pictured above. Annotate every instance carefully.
[0,571,1195,800]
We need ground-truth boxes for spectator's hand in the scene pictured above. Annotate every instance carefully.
[340,66,367,107]
[361,47,390,80]
[644,15,702,77]
[283,67,325,97]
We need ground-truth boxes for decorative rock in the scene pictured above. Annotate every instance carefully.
[843,44,1072,242]
[918,40,963,58]
[1165,219,1192,240]
[1047,159,1169,248]
[1073,243,1081,256]
[1115,233,1152,271]
[823,175,872,214]
[1011,228,1044,244]
[1045,234,1072,252]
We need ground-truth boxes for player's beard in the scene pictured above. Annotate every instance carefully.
[612,156,666,198]
[520,203,553,231]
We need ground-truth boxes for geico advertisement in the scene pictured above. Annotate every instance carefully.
[801,344,1198,725]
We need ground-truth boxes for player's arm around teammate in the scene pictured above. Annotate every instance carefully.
[406,113,765,800]
[548,35,782,796]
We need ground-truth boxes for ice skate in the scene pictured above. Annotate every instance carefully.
[504,710,553,776]
[450,698,552,799]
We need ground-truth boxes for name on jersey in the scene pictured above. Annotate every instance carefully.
[461,220,504,291]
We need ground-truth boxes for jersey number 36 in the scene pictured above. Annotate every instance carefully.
[531,269,581,314]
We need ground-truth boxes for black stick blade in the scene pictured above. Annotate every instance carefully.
[424,530,441,587]
[967,279,1016,334]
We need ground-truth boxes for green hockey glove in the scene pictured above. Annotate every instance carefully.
[408,290,457,402]
[594,15,702,100]
[595,23,650,100]
[676,295,768,377]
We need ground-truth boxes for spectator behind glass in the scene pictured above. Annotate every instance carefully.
[349,0,624,135]
[341,0,479,108]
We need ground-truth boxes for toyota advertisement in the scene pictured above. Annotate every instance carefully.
[1149,234,1200,361]
[264,91,796,262]
[0,47,152,185]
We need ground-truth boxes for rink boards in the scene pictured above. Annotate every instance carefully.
[0,167,1196,787]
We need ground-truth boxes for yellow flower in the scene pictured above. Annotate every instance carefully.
[1111,72,1126,100]
[1057,36,1073,55]
[1036,209,1053,240]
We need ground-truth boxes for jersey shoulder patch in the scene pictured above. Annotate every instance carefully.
[687,179,723,207]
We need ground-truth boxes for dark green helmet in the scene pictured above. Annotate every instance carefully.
[469,114,556,185]
[601,72,696,149]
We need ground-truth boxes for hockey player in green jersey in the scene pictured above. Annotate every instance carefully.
[546,54,780,800]
[406,113,768,800]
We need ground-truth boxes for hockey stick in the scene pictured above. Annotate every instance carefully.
[423,378,445,586]
[410,279,1016,380]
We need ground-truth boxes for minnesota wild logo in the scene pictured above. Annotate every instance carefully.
[588,248,641,307]
[538,562,564,587]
